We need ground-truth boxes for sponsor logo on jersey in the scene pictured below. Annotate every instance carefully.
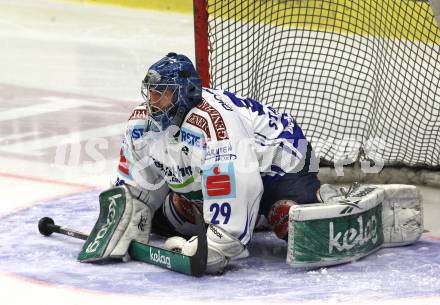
[131,126,146,140]
[153,159,193,184]
[202,162,236,199]
[129,106,148,120]
[185,113,211,139]
[196,99,229,140]
[205,143,237,161]
[207,171,230,196]
[209,224,223,239]
[181,128,205,148]
[205,88,234,111]
[206,154,237,162]
[218,100,233,111]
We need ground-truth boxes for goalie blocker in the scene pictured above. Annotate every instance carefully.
[287,184,423,268]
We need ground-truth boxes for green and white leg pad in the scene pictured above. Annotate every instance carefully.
[287,184,423,268]
[78,185,152,262]
[380,184,423,247]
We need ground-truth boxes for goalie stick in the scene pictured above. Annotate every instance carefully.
[37,206,207,277]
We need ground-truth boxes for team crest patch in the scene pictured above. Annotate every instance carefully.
[196,100,229,140]
[202,162,236,199]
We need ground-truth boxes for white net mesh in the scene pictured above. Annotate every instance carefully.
[199,0,440,185]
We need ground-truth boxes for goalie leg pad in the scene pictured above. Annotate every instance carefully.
[287,184,424,269]
[78,185,152,262]
[379,184,423,247]
[287,185,385,268]
[318,184,344,202]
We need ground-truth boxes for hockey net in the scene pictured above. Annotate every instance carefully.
[194,0,440,186]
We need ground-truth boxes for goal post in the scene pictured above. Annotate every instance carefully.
[432,0,440,25]
[193,0,440,186]
[193,0,210,88]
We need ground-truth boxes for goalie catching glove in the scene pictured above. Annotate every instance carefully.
[164,224,248,274]
[78,185,155,262]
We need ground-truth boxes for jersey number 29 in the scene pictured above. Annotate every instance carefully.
[210,202,231,224]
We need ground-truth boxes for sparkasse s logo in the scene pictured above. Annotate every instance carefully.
[206,166,231,196]
[203,162,236,199]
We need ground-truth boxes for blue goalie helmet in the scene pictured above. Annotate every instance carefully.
[141,52,202,130]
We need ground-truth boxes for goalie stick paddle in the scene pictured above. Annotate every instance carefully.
[37,206,207,277]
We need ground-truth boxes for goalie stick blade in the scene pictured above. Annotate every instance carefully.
[129,242,194,275]
[128,206,207,277]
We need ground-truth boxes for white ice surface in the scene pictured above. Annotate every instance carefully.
[1,191,440,305]
[0,0,195,101]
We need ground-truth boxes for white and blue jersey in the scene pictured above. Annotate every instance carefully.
[116,88,317,246]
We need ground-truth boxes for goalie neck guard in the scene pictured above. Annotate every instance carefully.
[141,53,202,131]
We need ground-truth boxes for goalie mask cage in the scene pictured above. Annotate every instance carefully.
[194,0,440,186]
